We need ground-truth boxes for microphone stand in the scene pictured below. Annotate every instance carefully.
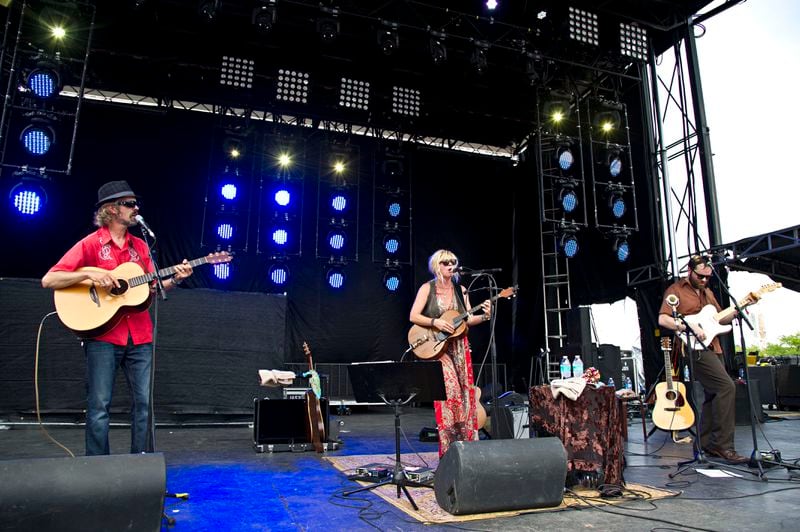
[710,259,767,480]
[669,313,714,478]
[483,273,506,440]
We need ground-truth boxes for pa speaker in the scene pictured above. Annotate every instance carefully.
[0,453,166,532]
[435,438,567,515]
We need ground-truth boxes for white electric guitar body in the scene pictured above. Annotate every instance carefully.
[679,282,781,350]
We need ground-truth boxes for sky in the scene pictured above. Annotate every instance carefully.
[593,0,800,351]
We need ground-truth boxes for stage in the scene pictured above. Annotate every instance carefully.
[1,406,798,531]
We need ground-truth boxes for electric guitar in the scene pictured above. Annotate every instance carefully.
[679,282,781,350]
[408,286,517,360]
[302,342,326,453]
[651,337,695,432]
[53,252,232,338]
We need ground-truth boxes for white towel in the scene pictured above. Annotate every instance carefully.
[550,377,587,401]
[258,369,297,387]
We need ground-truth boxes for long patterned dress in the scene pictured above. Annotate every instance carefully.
[426,280,479,457]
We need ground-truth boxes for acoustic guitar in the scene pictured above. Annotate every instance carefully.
[408,286,517,359]
[651,337,695,432]
[302,342,326,453]
[474,386,487,430]
[53,252,232,338]
[678,282,781,350]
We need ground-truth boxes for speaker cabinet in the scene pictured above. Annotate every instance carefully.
[748,366,777,405]
[596,344,622,385]
[253,397,330,445]
[434,438,567,515]
[0,453,166,532]
[735,380,766,425]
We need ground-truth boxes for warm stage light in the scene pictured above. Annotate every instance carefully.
[542,90,572,124]
[333,161,345,174]
[50,26,66,39]
[278,153,291,167]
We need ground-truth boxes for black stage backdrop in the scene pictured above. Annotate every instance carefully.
[0,101,651,416]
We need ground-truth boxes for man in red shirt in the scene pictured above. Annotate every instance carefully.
[658,255,746,464]
[42,180,193,455]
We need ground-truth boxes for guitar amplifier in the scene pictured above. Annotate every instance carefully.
[253,398,331,451]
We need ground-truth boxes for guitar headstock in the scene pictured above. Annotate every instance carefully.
[499,286,518,299]
[745,282,782,304]
[207,251,233,265]
[303,341,314,370]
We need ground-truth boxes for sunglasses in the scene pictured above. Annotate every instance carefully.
[694,272,711,280]
[116,200,140,209]
[439,260,457,266]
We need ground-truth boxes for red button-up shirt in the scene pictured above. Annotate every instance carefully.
[49,226,155,346]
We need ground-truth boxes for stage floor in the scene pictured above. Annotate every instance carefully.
[1,406,799,531]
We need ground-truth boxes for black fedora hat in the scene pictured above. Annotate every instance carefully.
[95,180,139,208]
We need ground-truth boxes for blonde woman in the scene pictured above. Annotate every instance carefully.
[409,249,491,456]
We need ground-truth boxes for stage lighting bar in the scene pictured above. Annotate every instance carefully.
[620,22,648,62]
[392,86,420,117]
[339,78,370,111]
[568,6,599,46]
[220,56,255,89]
[276,69,310,104]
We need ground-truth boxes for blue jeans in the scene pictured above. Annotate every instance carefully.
[84,339,153,455]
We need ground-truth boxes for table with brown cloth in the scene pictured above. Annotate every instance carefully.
[529,384,625,489]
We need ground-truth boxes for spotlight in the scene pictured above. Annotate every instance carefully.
[50,26,66,40]
[383,270,401,292]
[25,61,62,99]
[382,157,404,178]
[20,118,56,156]
[327,229,347,252]
[198,0,220,22]
[330,192,348,213]
[277,153,292,167]
[557,225,579,258]
[391,86,420,117]
[339,77,370,111]
[485,0,498,10]
[8,175,48,217]
[386,199,402,219]
[220,183,238,201]
[606,184,626,219]
[333,162,346,174]
[271,226,289,247]
[429,33,447,65]
[568,6,599,46]
[252,2,277,33]
[592,102,623,135]
[377,24,399,56]
[558,184,578,213]
[605,148,624,178]
[613,236,630,262]
[274,188,291,207]
[382,233,400,254]
[220,56,255,89]
[216,222,235,241]
[470,41,489,74]
[555,142,574,171]
[276,69,310,104]
[326,266,346,289]
[316,11,340,43]
[223,137,244,159]
[213,261,231,280]
[542,90,572,123]
[268,262,290,286]
[524,52,543,86]
[620,22,648,61]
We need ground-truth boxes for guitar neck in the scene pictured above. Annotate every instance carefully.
[663,350,675,391]
[454,291,507,322]
[129,256,213,288]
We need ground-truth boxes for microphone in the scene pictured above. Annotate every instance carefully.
[454,266,503,276]
[134,214,156,238]
[666,294,680,319]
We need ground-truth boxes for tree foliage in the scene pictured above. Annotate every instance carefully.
[763,333,800,356]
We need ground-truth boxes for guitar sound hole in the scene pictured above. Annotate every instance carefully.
[665,390,677,401]
[109,280,129,297]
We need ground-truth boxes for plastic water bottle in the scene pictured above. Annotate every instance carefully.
[608,377,615,388]
[560,356,571,379]
[625,376,633,391]
[572,355,584,379]
[738,367,745,380]
[683,365,690,382]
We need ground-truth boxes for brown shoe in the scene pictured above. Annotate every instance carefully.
[705,447,749,464]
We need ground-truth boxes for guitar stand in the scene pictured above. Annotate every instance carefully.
[344,361,447,510]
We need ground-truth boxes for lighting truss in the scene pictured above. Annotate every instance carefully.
[392,86,420,117]
[219,56,255,89]
[339,78,370,111]
[568,6,599,46]
[276,69,310,104]
[619,22,648,62]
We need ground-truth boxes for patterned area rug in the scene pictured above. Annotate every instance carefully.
[325,452,679,524]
